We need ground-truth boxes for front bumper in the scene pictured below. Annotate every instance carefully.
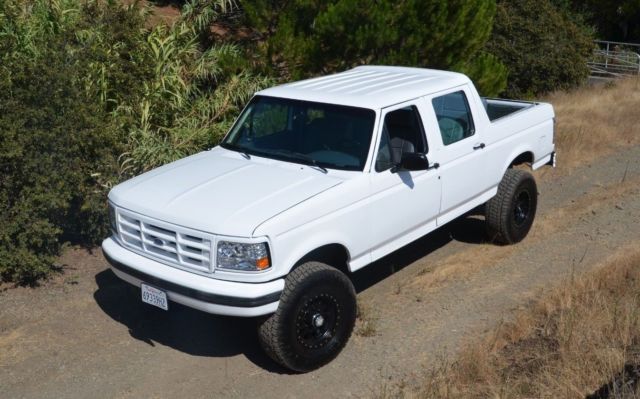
[102,237,283,317]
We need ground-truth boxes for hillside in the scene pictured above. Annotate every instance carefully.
[1,78,639,398]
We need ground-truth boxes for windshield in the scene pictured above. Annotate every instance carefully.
[221,96,376,171]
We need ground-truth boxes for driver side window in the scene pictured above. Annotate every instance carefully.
[375,106,427,172]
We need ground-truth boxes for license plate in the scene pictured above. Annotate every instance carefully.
[141,283,168,311]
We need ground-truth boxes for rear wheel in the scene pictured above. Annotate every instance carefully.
[258,262,356,372]
[486,169,538,244]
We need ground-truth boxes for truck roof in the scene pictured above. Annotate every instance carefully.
[257,65,470,109]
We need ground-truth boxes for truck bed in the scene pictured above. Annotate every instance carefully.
[482,98,535,122]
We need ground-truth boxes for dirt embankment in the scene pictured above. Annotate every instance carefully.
[402,248,640,399]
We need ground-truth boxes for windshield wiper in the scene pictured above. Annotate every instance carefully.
[269,150,328,174]
[221,143,251,159]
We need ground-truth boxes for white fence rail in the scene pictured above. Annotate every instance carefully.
[589,40,640,79]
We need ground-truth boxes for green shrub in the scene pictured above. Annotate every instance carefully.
[0,34,124,283]
[487,0,593,98]
[243,0,507,96]
[0,0,270,284]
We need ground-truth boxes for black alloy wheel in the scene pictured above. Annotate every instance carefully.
[258,262,357,372]
[513,190,531,227]
[295,293,339,350]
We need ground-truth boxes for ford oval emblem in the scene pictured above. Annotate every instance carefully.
[153,238,164,246]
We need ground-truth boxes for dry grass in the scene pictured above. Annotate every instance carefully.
[532,178,638,234]
[375,79,640,398]
[385,247,640,399]
[408,242,511,290]
[406,174,639,292]
[546,78,640,174]
[378,79,640,397]
[355,302,379,337]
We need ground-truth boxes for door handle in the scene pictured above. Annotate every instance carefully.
[473,143,485,150]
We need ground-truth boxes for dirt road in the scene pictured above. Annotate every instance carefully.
[1,146,639,399]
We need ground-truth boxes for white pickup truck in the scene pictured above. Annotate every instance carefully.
[103,66,555,372]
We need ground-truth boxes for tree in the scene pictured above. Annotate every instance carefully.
[576,0,640,42]
[243,0,507,96]
[486,0,593,98]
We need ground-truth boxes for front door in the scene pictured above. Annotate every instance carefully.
[367,101,442,261]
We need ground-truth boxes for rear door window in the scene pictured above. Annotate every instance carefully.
[432,91,475,145]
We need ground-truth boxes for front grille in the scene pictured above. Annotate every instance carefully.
[116,209,213,273]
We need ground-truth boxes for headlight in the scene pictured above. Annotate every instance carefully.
[216,241,271,272]
[108,202,117,233]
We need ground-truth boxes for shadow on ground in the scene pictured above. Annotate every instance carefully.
[93,213,488,371]
[352,213,488,292]
[93,270,289,373]
[586,363,640,399]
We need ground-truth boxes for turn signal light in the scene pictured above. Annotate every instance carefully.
[256,257,270,270]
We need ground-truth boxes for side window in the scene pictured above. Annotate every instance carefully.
[375,106,427,172]
[432,91,475,146]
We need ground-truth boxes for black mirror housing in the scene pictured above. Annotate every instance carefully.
[394,152,430,172]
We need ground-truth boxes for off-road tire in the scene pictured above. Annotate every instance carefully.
[258,262,357,372]
[486,169,538,244]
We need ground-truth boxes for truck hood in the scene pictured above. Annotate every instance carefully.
[109,148,343,237]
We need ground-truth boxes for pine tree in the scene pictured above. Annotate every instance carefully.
[243,0,507,96]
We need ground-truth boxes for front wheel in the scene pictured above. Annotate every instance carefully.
[485,169,538,244]
[258,262,357,372]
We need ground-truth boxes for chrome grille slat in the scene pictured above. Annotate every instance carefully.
[177,249,209,262]
[120,224,141,235]
[122,236,143,247]
[142,231,177,245]
[146,245,178,260]
[179,244,207,256]
[183,234,203,242]
[143,239,178,254]
[116,209,213,273]
[176,237,209,251]
[120,229,142,242]
[119,217,141,230]
[142,224,176,241]
[183,258,205,267]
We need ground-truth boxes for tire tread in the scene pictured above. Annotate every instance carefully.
[486,169,537,244]
[258,262,355,372]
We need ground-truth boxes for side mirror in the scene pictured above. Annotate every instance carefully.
[393,152,430,172]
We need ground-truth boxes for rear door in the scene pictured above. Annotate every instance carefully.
[427,87,493,225]
[367,100,442,261]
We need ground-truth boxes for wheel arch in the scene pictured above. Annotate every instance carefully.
[509,151,534,167]
[503,148,535,175]
[290,243,351,275]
